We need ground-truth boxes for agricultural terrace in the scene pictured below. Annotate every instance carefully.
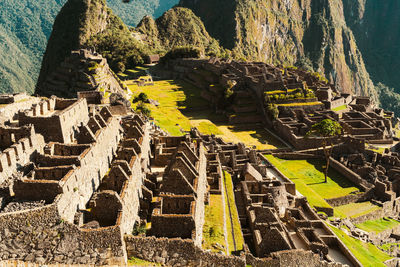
[265,155,381,219]
[123,68,286,149]
[329,225,392,267]
[355,218,400,234]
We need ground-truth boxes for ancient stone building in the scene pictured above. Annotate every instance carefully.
[38,49,127,98]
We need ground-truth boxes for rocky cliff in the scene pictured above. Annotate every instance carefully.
[179,0,376,100]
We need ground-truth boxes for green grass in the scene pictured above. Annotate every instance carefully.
[380,243,400,251]
[128,76,287,149]
[264,155,380,218]
[128,257,161,266]
[202,194,227,253]
[264,156,360,199]
[355,218,400,233]
[329,225,392,266]
[129,79,206,135]
[367,145,386,154]
[335,202,381,218]
[276,101,323,107]
[332,104,348,112]
[223,171,244,254]
[196,121,224,135]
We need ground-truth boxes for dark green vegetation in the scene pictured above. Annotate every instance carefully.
[0,0,177,94]
[306,119,343,182]
[376,83,400,118]
[107,0,178,27]
[0,0,65,94]
[343,0,400,116]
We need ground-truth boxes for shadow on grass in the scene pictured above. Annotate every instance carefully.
[119,66,152,81]
[305,159,360,190]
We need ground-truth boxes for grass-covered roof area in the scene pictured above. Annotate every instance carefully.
[356,218,400,234]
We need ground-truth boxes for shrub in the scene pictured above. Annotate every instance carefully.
[266,104,279,120]
[136,101,151,117]
[116,61,126,73]
[132,224,147,235]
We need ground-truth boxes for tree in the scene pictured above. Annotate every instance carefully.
[306,119,342,183]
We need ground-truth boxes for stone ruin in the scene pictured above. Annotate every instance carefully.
[38,49,127,98]
[157,57,395,151]
[0,55,394,266]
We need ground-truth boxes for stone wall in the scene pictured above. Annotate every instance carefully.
[329,157,371,191]
[0,133,45,184]
[125,235,245,267]
[0,201,125,265]
[57,116,121,221]
[245,250,345,267]
[19,98,89,143]
[0,97,41,122]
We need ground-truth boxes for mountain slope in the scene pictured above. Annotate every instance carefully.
[179,0,376,100]
[136,7,224,55]
[0,0,66,94]
[0,0,178,94]
[342,0,400,114]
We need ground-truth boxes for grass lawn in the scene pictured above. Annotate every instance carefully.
[202,194,227,253]
[217,125,285,150]
[128,76,287,149]
[332,104,347,112]
[335,202,381,218]
[223,171,244,254]
[264,155,380,218]
[129,79,205,135]
[264,156,360,199]
[128,257,161,266]
[355,218,400,233]
[329,225,392,267]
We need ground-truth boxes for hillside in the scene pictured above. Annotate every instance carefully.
[108,0,179,27]
[136,7,224,56]
[179,0,376,101]
[0,0,178,94]
[0,0,65,94]
[342,0,400,116]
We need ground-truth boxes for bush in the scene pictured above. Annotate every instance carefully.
[132,223,147,235]
[266,104,279,120]
[136,101,151,117]
[116,61,126,73]
[132,92,149,103]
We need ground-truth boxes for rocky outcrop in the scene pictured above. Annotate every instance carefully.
[179,0,376,101]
